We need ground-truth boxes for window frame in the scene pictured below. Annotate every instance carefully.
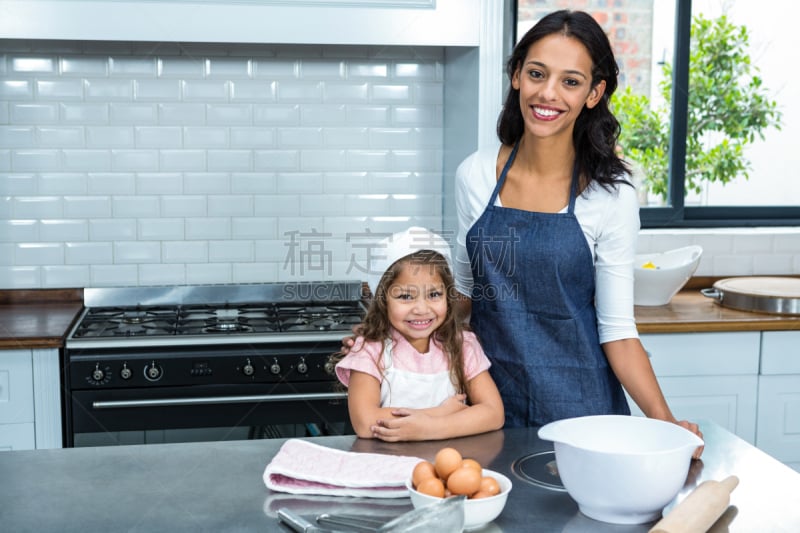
[512,0,800,229]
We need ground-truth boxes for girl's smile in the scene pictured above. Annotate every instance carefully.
[385,262,447,353]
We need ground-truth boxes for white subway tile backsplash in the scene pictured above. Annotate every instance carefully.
[300,104,347,125]
[0,126,35,147]
[323,128,369,147]
[276,172,323,194]
[368,128,411,149]
[0,266,40,287]
[184,127,229,149]
[278,127,323,147]
[12,149,60,171]
[754,254,794,275]
[414,83,444,104]
[186,263,231,284]
[209,240,253,262]
[301,149,346,171]
[254,239,289,262]
[1,80,33,100]
[87,126,135,148]
[253,59,298,78]
[135,126,182,148]
[11,103,59,123]
[111,149,159,171]
[61,103,109,124]
[161,195,207,217]
[0,173,36,195]
[0,102,9,124]
[63,149,111,171]
[39,173,87,195]
[323,82,369,103]
[1,220,38,243]
[109,56,157,77]
[230,127,275,149]
[0,244,13,266]
[113,196,160,217]
[89,219,136,240]
[253,150,299,171]
[35,80,84,100]
[88,172,136,194]
[276,81,323,103]
[185,217,231,240]
[254,195,300,217]
[85,79,134,100]
[300,194,345,216]
[254,104,300,125]
[371,84,411,102]
[232,217,276,239]
[65,242,113,265]
[41,219,88,241]
[323,172,368,193]
[90,264,139,286]
[345,149,388,171]
[208,195,253,216]
[230,172,275,194]
[114,241,161,263]
[15,243,63,265]
[346,105,389,125]
[208,150,251,171]
[182,80,229,102]
[158,103,206,125]
[134,79,181,101]
[206,104,252,125]
[206,57,251,78]
[14,196,62,218]
[0,150,9,170]
[37,126,85,148]
[184,173,230,195]
[163,241,208,263]
[42,265,90,288]
[139,173,184,194]
[158,57,204,78]
[59,56,107,76]
[110,103,158,125]
[347,61,388,78]
[233,262,278,283]
[64,196,111,218]
[139,263,187,285]
[393,105,441,125]
[231,81,276,103]
[11,56,56,74]
[159,150,206,171]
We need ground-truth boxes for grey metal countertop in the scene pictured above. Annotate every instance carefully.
[1,422,798,532]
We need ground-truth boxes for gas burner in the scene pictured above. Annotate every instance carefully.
[202,322,254,333]
[282,316,342,332]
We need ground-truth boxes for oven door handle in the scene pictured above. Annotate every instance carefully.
[92,392,348,409]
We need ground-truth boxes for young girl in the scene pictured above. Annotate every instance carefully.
[330,226,504,442]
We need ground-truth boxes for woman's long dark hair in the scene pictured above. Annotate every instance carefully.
[497,9,631,190]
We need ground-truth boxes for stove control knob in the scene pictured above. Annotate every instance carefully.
[242,359,255,376]
[297,359,308,374]
[92,364,105,382]
[144,361,163,381]
[269,359,281,375]
[120,364,132,380]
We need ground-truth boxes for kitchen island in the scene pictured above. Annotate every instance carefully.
[1,421,798,532]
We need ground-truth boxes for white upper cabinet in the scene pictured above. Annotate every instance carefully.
[0,0,481,46]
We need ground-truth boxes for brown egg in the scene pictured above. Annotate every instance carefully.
[461,458,482,472]
[446,465,482,496]
[416,476,445,498]
[434,447,463,481]
[469,490,492,499]
[478,476,501,496]
[412,460,436,489]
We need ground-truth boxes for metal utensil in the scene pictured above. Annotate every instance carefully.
[317,513,388,532]
[277,508,344,533]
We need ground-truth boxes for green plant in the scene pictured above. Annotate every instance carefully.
[611,13,782,201]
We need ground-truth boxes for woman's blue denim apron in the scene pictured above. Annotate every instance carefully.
[466,142,630,427]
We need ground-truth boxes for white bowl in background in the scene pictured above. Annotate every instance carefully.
[538,415,703,525]
[406,468,512,530]
[634,245,703,306]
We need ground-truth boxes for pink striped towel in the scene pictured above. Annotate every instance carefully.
[263,438,423,498]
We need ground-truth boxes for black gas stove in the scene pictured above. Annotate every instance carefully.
[63,282,366,447]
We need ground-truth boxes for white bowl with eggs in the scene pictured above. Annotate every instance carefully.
[406,468,512,530]
[634,245,703,306]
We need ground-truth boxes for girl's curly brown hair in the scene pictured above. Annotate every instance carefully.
[327,250,470,398]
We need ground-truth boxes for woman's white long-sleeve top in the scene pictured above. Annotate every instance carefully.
[454,141,641,344]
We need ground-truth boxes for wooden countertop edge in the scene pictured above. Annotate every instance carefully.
[0,338,66,349]
[638,320,800,334]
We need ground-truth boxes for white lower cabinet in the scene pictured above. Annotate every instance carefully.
[757,331,800,472]
[630,332,760,444]
[0,349,62,451]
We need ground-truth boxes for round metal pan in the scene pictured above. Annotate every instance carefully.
[701,276,800,315]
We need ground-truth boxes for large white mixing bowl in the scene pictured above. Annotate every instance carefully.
[538,415,703,525]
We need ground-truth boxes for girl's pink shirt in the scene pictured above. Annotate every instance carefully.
[334,328,491,387]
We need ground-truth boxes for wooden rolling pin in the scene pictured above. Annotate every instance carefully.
[649,475,739,533]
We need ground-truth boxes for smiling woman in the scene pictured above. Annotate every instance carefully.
[516,0,800,227]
